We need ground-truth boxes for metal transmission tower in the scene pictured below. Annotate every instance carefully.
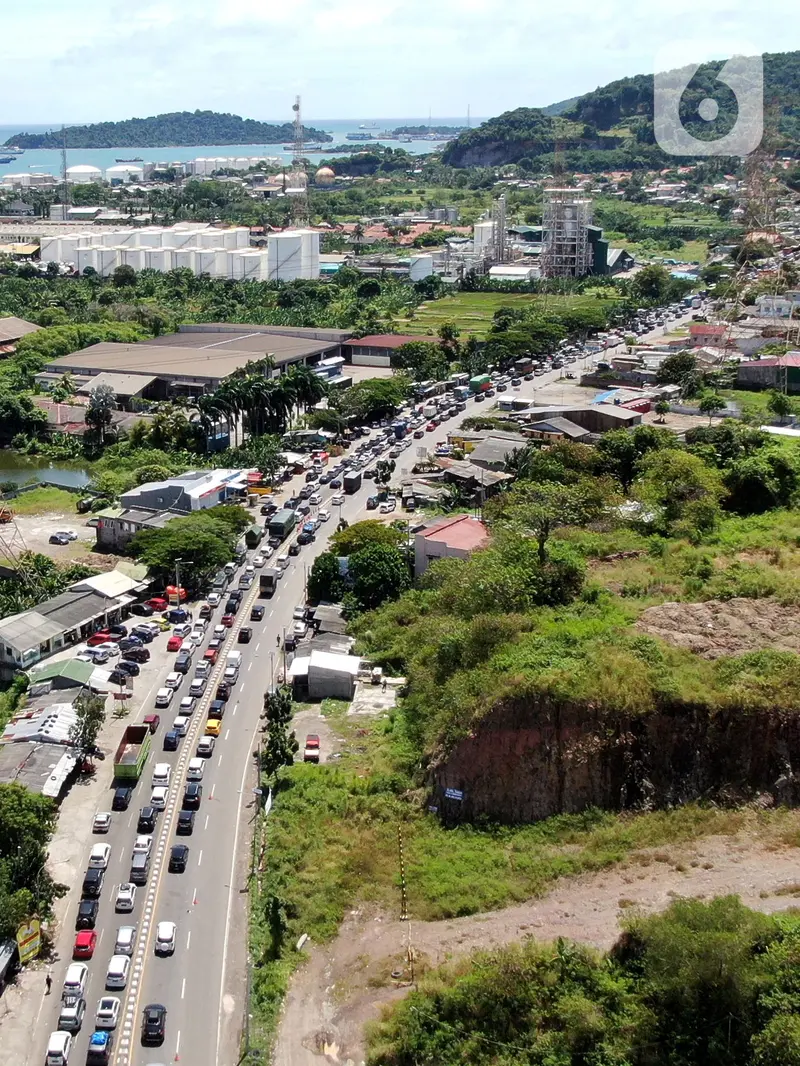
[541,188,593,278]
[0,510,45,595]
[490,195,509,263]
[287,95,309,225]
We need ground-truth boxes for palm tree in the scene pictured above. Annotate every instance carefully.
[352,223,365,256]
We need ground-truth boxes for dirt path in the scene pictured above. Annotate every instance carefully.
[273,833,800,1066]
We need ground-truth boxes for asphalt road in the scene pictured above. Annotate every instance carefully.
[34,333,691,1066]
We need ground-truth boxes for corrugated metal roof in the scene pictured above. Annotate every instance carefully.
[0,315,40,343]
[29,659,93,686]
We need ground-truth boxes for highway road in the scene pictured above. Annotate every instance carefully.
[34,330,689,1066]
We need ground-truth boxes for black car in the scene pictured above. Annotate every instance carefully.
[108,624,127,637]
[108,670,130,687]
[123,647,150,664]
[75,898,99,930]
[176,810,195,835]
[305,469,319,483]
[229,589,243,604]
[260,502,277,515]
[163,730,179,751]
[130,603,154,617]
[238,626,253,644]
[216,681,231,701]
[141,1004,167,1045]
[168,845,189,873]
[82,867,104,899]
[285,497,299,510]
[208,700,226,720]
[182,782,203,810]
[297,531,313,546]
[115,660,140,677]
[250,605,265,621]
[318,472,332,485]
[112,786,133,811]
[130,626,154,643]
[118,637,143,653]
[224,599,238,615]
[137,807,157,833]
[289,541,301,556]
[330,478,342,489]
[174,653,192,675]
[49,533,70,546]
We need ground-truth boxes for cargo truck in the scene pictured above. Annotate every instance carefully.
[113,724,152,781]
[244,523,264,549]
[259,568,280,597]
[469,374,491,394]
[343,471,362,494]
[268,509,297,542]
[453,385,470,401]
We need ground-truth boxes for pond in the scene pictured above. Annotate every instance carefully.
[0,451,91,490]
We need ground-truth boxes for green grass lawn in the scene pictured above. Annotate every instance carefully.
[8,486,80,515]
[398,291,621,339]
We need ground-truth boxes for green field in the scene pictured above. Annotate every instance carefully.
[398,291,621,339]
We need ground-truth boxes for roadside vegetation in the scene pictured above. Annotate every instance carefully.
[0,783,64,942]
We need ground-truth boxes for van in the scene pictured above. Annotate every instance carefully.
[187,758,204,781]
[154,688,173,709]
[224,562,236,575]
[129,852,150,885]
[151,763,171,788]
[172,715,189,737]
[226,651,242,669]
[46,1031,73,1065]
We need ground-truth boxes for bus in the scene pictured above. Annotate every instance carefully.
[446,373,469,391]
[453,385,470,401]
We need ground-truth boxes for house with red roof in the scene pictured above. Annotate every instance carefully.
[345,334,438,367]
[688,323,729,347]
[413,514,489,577]
[737,352,800,394]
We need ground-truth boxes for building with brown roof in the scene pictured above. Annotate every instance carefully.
[413,514,490,577]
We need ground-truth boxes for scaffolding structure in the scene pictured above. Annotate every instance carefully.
[541,188,593,277]
[490,195,509,263]
[287,95,309,225]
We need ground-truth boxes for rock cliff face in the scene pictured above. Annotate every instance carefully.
[431,699,800,824]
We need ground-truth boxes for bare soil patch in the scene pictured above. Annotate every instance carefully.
[635,597,800,658]
[274,831,800,1066]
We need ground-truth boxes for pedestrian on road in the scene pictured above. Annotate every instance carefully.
[45,972,52,995]
[276,635,280,647]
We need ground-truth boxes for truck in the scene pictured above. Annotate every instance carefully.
[113,724,152,781]
[391,419,409,439]
[469,373,491,394]
[453,385,470,401]
[423,403,437,418]
[259,569,280,597]
[343,471,362,494]
[268,509,297,542]
[244,523,264,550]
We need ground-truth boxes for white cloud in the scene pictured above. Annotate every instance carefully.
[3,0,800,124]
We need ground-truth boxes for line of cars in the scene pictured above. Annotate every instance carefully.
[47,573,268,1065]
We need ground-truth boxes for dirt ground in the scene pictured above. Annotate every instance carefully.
[274,832,800,1066]
[6,512,117,570]
[636,598,800,658]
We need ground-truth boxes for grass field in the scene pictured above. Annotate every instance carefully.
[398,291,621,339]
[7,486,80,515]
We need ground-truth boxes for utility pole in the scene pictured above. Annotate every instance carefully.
[174,558,184,606]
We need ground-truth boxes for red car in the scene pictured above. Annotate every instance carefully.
[221,614,235,628]
[167,635,183,652]
[426,421,437,431]
[145,597,168,611]
[198,603,212,620]
[73,929,97,959]
[203,647,218,664]
[87,631,112,647]
[142,714,161,734]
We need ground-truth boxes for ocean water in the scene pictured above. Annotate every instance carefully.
[0,117,483,180]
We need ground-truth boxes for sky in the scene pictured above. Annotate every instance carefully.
[4,0,800,127]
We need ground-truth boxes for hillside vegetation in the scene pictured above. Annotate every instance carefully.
[6,110,332,149]
[367,897,800,1066]
[443,49,800,168]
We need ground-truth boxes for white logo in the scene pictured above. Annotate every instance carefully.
[654,49,763,157]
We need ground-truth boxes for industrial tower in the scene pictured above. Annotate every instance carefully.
[541,188,593,278]
[490,195,509,264]
[287,95,309,225]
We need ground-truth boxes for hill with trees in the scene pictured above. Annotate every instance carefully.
[5,110,332,149]
[443,49,800,169]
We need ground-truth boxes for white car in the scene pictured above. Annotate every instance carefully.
[105,955,130,990]
[164,671,182,690]
[56,529,79,541]
[89,843,111,869]
[331,494,345,506]
[114,926,136,955]
[188,630,203,647]
[173,623,192,639]
[253,554,266,568]
[155,687,174,709]
[180,639,194,655]
[262,545,274,558]
[132,835,152,856]
[292,621,308,637]
[92,812,111,833]
[179,696,196,715]
[293,605,306,620]
[155,920,176,955]
[192,618,208,633]
[95,996,121,1030]
[309,493,321,505]
[245,564,255,576]
[207,592,221,606]
[93,642,120,658]
[196,735,215,757]
[114,883,136,912]
[189,678,206,698]
[150,787,168,810]
[318,509,330,522]
[276,554,289,570]
[194,661,211,680]
[213,625,227,641]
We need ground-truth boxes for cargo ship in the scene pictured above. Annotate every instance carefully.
[115,157,143,163]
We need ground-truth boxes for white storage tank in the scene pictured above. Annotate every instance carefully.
[173,248,197,272]
[115,230,138,248]
[76,247,101,273]
[267,230,303,281]
[196,249,218,275]
[38,236,60,262]
[238,251,264,281]
[473,220,494,253]
[145,248,173,271]
[105,164,144,184]
[66,164,102,184]
[138,229,165,248]
[98,248,122,276]
[233,227,250,249]
[122,248,146,270]
[198,230,222,249]
[409,254,434,281]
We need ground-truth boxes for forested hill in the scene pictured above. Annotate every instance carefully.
[5,110,333,149]
[443,49,800,169]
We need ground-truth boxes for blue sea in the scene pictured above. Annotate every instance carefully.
[0,118,484,179]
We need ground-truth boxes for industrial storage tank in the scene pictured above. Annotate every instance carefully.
[114,230,138,248]
[105,164,144,184]
[98,247,122,276]
[145,248,173,271]
[173,249,197,272]
[409,254,434,281]
[198,230,223,249]
[66,164,102,184]
[137,229,165,248]
[38,236,60,262]
[473,221,494,253]
[238,251,265,281]
[121,248,146,270]
[315,166,335,187]
[267,230,304,281]
[76,247,101,274]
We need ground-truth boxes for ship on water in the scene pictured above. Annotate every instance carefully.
[115,157,143,163]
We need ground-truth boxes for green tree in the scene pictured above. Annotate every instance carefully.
[112,264,137,287]
[766,389,795,424]
[69,691,106,755]
[129,508,247,590]
[630,263,673,303]
[348,543,410,612]
[656,350,698,387]
[263,685,293,725]
[698,391,726,424]
[261,716,298,782]
[723,450,800,515]
[48,372,76,404]
[331,519,404,556]
[491,480,610,562]
[635,448,723,535]
[85,383,117,440]
[654,399,670,423]
[307,551,345,604]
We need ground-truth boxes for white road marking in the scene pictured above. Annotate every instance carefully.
[268,610,273,617]
[181,977,186,999]
[198,850,203,867]
[217,754,223,767]
[255,642,261,651]
[224,729,230,741]
[176,1030,181,1056]
[186,931,191,950]
[248,662,252,672]
[204,815,209,830]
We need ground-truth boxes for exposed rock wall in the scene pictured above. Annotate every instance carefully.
[431,699,800,824]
